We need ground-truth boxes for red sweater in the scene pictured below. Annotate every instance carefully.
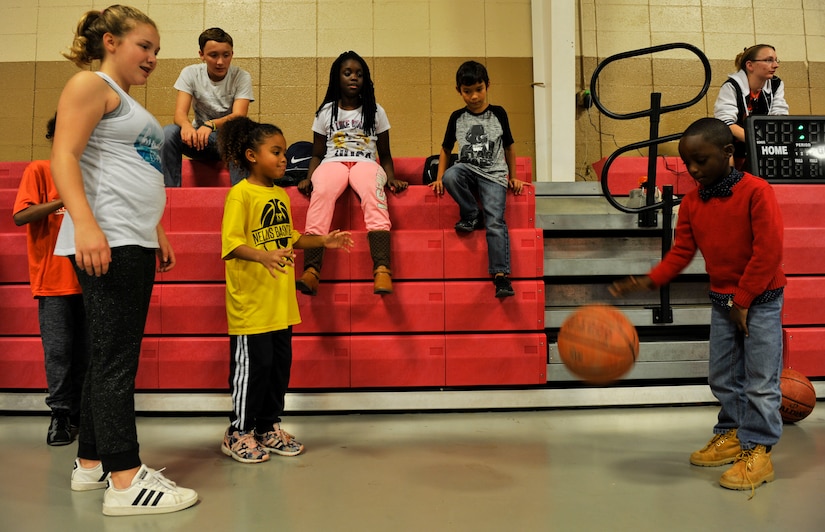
[648,172,786,308]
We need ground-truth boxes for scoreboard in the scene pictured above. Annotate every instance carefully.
[746,115,825,182]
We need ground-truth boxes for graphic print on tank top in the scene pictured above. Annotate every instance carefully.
[134,124,163,173]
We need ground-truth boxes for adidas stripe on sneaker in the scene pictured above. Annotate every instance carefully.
[71,459,110,491]
[102,464,198,516]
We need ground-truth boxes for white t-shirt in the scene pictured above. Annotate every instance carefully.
[174,63,254,128]
[312,102,390,163]
[55,72,166,255]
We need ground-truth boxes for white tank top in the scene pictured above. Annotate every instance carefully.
[56,72,166,255]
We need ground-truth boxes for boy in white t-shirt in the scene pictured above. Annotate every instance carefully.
[161,27,254,186]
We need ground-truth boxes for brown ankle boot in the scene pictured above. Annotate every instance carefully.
[367,230,392,295]
[719,445,774,494]
[296,267,320,296]
[296,248,324,296]
[373,266,393,294]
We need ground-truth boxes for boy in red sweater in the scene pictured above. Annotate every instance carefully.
[610,117,785,494]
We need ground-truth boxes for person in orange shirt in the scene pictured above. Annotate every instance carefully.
[13,114,87,446]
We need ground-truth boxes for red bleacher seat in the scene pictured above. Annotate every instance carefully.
[0,285,39,335]
[136,338,159,389]
[782,277,825,325]
[157,337,229,389]
[783,228,825,275]
[350,281,445,333]
[294,282,351,334]
[158,284,226,335]
[164,187,227,233]
[158,232,224,282]
[783,328,825,376]
[443,228,543,280]
[0,233,29,283]
[290,335,351,388]
[0,337,46,388]
[0,162,29,189]
[348,229,444,281]
[445,333,546,385]
[180,160,231,188]
[1,189,26,233]
[444,280,545,332]
[351,335,446,387]
[774,184,825,229]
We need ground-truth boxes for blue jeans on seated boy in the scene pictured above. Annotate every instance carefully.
[442,163,511,275]
[708,294,783,450]
[161,125,247,187]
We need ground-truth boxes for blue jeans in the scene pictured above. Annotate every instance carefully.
[442,163,511,274]
[708,295,783,449]
[161,124,247,186]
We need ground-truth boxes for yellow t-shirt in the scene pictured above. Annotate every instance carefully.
[221,180,302,335]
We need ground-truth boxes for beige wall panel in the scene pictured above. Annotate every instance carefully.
[485,2,533,57]
[157,32,203,61]
[702,7,754,35]
[260,57,318,87]
[754,7,805,39]
[151,59,191,89]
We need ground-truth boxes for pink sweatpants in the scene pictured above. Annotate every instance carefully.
[304,160,391,234]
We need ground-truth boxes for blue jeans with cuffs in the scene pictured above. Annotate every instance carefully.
[708,294,783,449]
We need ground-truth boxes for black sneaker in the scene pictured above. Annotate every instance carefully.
[494,275,515,298]
[47,412,73,446]
[454,217,483,233]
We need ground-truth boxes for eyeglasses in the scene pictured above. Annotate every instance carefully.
[751,58,780,64]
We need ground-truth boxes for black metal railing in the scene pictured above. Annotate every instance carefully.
[589,42,711,323]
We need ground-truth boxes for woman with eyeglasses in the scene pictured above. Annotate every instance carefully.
[714,44,789,171]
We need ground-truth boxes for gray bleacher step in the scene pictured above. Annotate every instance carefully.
[544,236,706,276]
[545,304,711,329]
[534,181,677,231]
[547,339,710,381]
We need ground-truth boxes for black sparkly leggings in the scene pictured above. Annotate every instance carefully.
[73,246,156,473]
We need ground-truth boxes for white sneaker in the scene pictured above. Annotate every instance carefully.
[71,459,110,491]
[102,464,198,516]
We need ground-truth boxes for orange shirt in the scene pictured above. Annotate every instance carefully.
[12,160,81,297]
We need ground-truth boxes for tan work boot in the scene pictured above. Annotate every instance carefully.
[296,267,320,296]
[719,445,774,495]
[690,429,740,466]
[373,266,393,294]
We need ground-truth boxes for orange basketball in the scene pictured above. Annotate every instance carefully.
[779,368,816,423]
[557,304,639,384]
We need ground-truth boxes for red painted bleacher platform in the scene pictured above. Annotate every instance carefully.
[0,158,546,391]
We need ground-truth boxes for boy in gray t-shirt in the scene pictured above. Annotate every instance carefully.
[430,61,529,298]
[161,28,254,186]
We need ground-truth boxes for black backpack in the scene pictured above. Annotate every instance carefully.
[281,141,313,187]
[423,153,458,184]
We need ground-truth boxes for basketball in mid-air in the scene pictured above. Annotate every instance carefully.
[557,304,639,385]
[779,368,816,423]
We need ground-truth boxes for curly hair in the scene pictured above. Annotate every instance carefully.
[62,5,156,68]
[317,51,377,135]
[218,117,284,171]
